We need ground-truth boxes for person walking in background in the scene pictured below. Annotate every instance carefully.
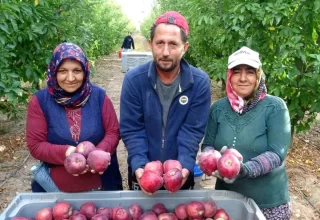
[121,32,135,52]
[26,42,123,192]
[201,46,291,219]
[120,11,211,194]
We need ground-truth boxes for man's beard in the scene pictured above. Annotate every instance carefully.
[155,59,178,72]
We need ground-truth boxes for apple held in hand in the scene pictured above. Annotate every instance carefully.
[163,160,182,173]
[163,168,183,193]
[87,150,111,173]
[199,150,222,176]
[223,148,243,162]
[140,170,164,194]
[64,153,87,175]
[144,160,163,176]
[75,141,96,158]
[217,154,240,179]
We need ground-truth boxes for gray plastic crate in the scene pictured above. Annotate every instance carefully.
[0,190,266,220]
[121,52,153,73]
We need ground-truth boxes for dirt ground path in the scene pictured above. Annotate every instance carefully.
[0,33,319,219]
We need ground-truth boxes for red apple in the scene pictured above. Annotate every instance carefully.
[199,150,221,176]
[152,203,167,216]
[79,202,97,219]
[217,154,240,179]
[69,213,87,220]
[163,168,183,193]
[163,160,182,173]
[64,153,87,175]
[223,148,243,162]
[140,170,163,193]
[144,160,163,176]
[158,213,178,220]
[128,203,143,219]
[35,207,52,220]
[113,207,131,220]
[213,209,229,220]
[138,211,158,220]
[202,200,217,218]
[174,204,188,220]
[187,201,205,219]
[87,150,111,173]
[97,207,112,219]
[75,141,96,158]
[53,201,73,220]
[91,214,108,220]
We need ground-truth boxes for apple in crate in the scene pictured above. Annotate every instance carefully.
[152,203,167,216]
[213,208,229,219]
[187,201,205,219]
[35,207,53,220]
[139,211,158,220]
[174,204,188,220]
[53,201,73,220]
[158,213,178,220]
[128,203,143,219]
[80,202,97,219]
[97,207,112,219]
[202,200,217,218]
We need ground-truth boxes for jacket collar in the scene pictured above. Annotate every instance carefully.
[148,58,194,91]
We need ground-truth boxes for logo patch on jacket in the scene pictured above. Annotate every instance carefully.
[179,95,188,105]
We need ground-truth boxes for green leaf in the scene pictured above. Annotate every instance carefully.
[12,88,22,94]
[275,15,281,25]
[0,23,9,34]
[0,82,6,88]
[18,36,22,43]
[9,73,19,78]
[10,18,18,31]
[0,35,5,45]
[12,80,20,87]
[26,68,32,79]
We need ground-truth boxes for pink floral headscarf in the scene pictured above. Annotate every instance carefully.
[226,68,267,114]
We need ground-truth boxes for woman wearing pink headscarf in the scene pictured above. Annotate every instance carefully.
[201,46,291,220]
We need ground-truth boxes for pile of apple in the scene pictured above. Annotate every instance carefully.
[140,160,183,193]
[198,148,243,179]
[12,199,232,220]
[64,141,111,175]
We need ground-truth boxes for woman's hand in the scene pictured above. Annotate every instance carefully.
[65,146,76,157]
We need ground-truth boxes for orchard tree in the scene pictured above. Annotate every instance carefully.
[155,0,320,134]
[0,0,129,119]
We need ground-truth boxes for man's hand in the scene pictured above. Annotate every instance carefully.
[65,146,76,157]
[180,168,190,188]
[135,168,153,196]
